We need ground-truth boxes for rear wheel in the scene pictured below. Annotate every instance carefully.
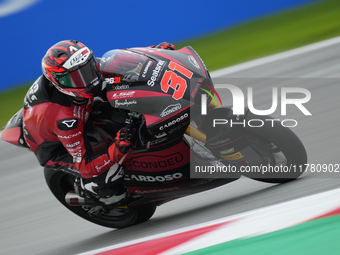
[44,169,156,228]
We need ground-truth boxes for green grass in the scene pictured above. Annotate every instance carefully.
[0,84,31,128]
[2,0,340,127]
[176,0,340,71]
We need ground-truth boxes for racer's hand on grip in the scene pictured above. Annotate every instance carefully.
[107,127,134,162]
[116,126,135,152]
[148,42,175,50]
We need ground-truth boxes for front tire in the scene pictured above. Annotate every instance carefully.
[44,168,156,228]
[241,112,307,183]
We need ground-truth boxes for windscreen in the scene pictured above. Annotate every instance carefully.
[100,49,148,83]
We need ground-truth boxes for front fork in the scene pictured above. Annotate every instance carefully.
[185,100,218,142]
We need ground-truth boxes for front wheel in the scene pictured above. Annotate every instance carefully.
[240,113,307,183]
[44,169,156,228]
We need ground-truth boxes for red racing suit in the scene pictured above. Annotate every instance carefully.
[22,75,115,178]
[22,51,142,178]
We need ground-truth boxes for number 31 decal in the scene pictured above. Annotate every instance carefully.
[160,61,193,100]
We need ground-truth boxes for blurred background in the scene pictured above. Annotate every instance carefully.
[2,1,340,254]
[2,0,340,127]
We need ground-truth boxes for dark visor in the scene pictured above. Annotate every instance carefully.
[55,58,101,89]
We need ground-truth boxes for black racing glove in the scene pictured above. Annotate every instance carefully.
[115,126,135,152]
[108,126,135,162]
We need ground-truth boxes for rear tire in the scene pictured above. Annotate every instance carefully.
[241,112,307,183]
[44,169,156,228]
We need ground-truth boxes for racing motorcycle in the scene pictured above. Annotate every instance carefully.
[1,46,307,229]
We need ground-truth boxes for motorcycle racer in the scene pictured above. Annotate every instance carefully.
[22,40,175,205]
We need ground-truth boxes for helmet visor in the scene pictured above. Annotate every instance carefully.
[56,57,100,89]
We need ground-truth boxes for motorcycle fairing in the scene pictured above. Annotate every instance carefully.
[103,47,213,121]
[102,47,214,147]
[123,139,190,172]
[122,137,193,194]
[130,46,209,79]
[1,108,28,148]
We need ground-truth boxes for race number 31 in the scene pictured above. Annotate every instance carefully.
[161,61,193,100]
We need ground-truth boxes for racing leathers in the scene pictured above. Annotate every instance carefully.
[22,42,175,192]
[22,75,123,178]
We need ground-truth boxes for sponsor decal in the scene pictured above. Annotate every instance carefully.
[134,187,180,194]
[73,155,82,163]
[221,152,243,160]
[113,84,129,90]
[168,122,188,134]
[66,141,80,148]
[188,55,200,69]
[208,138,231,146]
[142,60,154,78]
[150,137,168,146]
[105,77,121,84]
[111,91,135,100]
[193,49,207,70]
[154,132,167,139]
[57,118,79,130]
[58,131,82,139]
[24,79,39,107]
[159,113,189,130]
[126,152,184,169]
[67,146,81,153]
[63,47,91,69]
[147,60,165,86]
[160,103,181,118]
[62,119,77,128]
[95,160,111,173]
[124,172,183,182]
[220,148,235,155]
[90,77,100,86]
[115,99,137,108]
[72,104,89,122]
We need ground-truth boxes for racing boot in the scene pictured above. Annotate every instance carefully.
[78,163,127,205]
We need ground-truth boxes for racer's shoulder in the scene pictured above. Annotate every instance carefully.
[24,75,53,108]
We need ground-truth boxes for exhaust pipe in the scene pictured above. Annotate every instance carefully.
[65,191,103,206]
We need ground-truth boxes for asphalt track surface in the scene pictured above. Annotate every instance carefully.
[1,39,340,255]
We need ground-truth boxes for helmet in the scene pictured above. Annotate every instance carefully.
[42,40,102,98]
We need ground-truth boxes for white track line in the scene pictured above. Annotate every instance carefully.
[159,188,340,255]
[210,35,340,77]
[79,188,340,255]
